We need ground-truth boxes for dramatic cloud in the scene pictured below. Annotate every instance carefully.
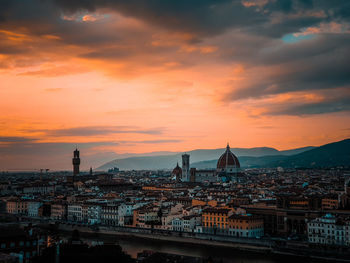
[1,0,350,169]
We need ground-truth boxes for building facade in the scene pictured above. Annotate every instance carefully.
[308,214,350,246]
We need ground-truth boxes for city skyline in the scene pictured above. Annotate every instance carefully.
[1,0,350,169]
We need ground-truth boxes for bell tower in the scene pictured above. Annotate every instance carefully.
[182,154,190,182]
[72,148,80,177]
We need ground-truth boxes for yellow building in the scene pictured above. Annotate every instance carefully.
[321,197,339,210]
[202,208,233,230]
[6,198,28,215]
[227,214,264,238]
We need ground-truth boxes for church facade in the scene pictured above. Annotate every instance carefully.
[171,144,244,183]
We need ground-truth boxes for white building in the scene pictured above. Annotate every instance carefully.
[308,214,350,246]
[22,184,55,195]
[183,215,201,232]
[27,201,42,217]
[67,204,83,222]
[171,214,201,232]
[119,202,146,226]
[172,217,184,231]
[118,203,134,226]
[86,204,102,225]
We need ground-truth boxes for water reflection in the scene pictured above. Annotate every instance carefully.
[75,234,289,263]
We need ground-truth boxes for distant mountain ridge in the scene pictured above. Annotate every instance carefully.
[267,138,350,168]
[97,144,317,171]
[191,139,350,169]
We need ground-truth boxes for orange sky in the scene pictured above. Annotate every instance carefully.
[0,1,349,169]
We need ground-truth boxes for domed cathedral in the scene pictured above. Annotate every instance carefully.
[217,143,244,183]
[172,162,182,181]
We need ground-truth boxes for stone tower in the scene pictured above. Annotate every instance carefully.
[72,148,80,177]
[182,154,190,182]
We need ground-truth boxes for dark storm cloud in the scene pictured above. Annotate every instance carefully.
[53,0,350,37]
[226,51,350,100]
[2,0,346,39]
[221,30,350,113]
[266,96,350,116]
[1,0,350,116]
[27,126,163,136]
[54,0,267,37]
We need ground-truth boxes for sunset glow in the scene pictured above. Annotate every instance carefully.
[1,0,349,170]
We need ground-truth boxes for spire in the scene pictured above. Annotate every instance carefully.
[226,142,230,151]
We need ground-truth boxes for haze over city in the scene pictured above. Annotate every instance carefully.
[1,0,350,170]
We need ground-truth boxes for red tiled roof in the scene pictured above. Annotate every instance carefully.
[217,144,240,169]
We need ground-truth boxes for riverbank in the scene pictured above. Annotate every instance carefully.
[54,223,350,262]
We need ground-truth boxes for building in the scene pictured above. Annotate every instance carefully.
[118,203,135,226]
[227,214,264,238]
[183,215,201,232]
[101,205,119,226]
[191,169,217,183]
[72,148,80,177]
[321,195,339,210]
[202,208,233,234]
[27,201,42,218]
[171,217,184,231]
[216,143,243,183]
[136,207,160,228]
[171,163,182,182]
[50,202,67,220]
[307,214,350,246]
[86,204,102,225]
[67,204,83,222]
[6,199,28,216]
[21,183,55,195]
[174,143,243,184]
[181,154,190,182]
[340,174,350,209]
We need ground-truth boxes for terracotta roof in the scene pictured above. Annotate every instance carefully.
[172,162,182,174]
[217,143,240,169]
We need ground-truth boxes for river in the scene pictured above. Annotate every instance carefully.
[70,233,326,263]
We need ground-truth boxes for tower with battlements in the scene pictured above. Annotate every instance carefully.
[72,148,80,177]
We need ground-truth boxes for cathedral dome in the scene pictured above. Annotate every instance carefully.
[172,162,182,175]
[217,143,240,169]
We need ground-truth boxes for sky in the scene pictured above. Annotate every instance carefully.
[0,0,350,170]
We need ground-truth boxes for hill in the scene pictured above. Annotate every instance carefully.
[97,145,315,171]
[266,138,350,168]
[192,139,350,169]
